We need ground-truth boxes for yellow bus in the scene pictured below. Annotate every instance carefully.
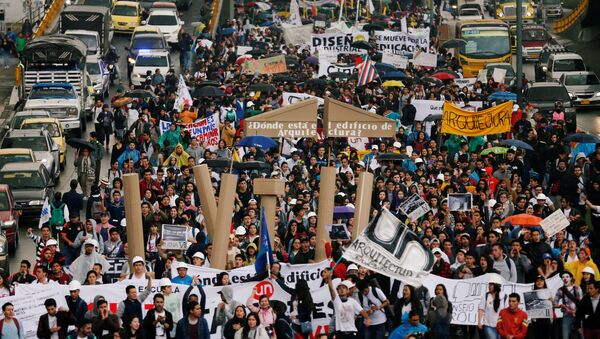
[457,20,512,77]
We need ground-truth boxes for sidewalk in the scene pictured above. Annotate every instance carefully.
[0,56,20,137]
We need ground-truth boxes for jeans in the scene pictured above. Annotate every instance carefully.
[562,313,578,339]
[364,323,386,339]
[180,50,192,71]
[481,325,499,339]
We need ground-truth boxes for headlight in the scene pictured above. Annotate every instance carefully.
[128,57,136,64]
[497,10,503,17]
[67,107,78,116]
[29,200,44,206]
[595,92,600,97]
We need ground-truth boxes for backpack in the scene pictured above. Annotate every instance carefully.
[50,203,65,227]
[276,317,294,339]
[0,318,20,337]
[91,199,103,220]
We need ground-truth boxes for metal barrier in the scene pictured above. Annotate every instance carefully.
[33,0,65,37]
[553,0,589,33]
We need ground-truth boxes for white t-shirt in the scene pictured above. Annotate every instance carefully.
[359,287,387,326]
[48,315,59,339]
[155,310,167,338]
[333,295,363,332]
[479,292,504,327]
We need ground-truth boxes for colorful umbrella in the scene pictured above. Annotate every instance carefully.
[334,206,355,219]
[502,214,543,227]
[488,91,517,101]
[564,133,600,144]
[501,139,534,151]
[431,72,457,81]
[382,80,405,87]
[238,135,278,149]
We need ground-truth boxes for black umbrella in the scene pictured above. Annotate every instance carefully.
[195,80,221,88]
[248,83,277,93]
[363,23,385,31]
[285,55,299,68]
[501,139,534,151]
[273,74,297,83]
[194,86,225,98]
[306,78,327,87]
[234,161,271,170]
[441,39,467,49]
[421,76,443,86]
[123,89,157,100]
[350,41,372,50]
[205,159,235,168]
[423,114,443,122]
[66,138,97,150]
[377,153,409,161]
[248,49,267,57]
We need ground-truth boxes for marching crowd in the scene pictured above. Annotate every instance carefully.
[1,0,600,338]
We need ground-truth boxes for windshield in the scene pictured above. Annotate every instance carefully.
[135,55,168,67]
[0,192,9,211]
[0,171,45,189]
[523,29,547,41]
[460,9,480,15]
[29,86,76,99]
[543,0,561,4]
[69,34,98,54]
[1,137,48,152]
[11,114,48,128]
[87,62,102,75]
[113,5,138,16]
[148,14,177,25]
[0,154,34,170]
[460,27,510,58]
[131,36,166,50]
[553,59,586,72]
[21,123,61,137]
[527,86,570,102]
[564,74,600,86]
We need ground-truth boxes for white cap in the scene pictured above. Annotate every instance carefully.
[193,252,206,260]
[582,266,595,275]
[120,219,127,227]
[160,277,172,287]
[247,101,255,107]
[488,199,497,208]
[68,280,82,291]
[371,145,378,150]
[536,193,547,200]
[132,256,144,265]
[432,248,443,255]
[307,211,317,218]
[488,273,503,285]
[436,173,445,180]
[340,280,355,289]
[415,158,424,164]
[393,141,402,148]
[176,262,188,270]
[235,226,247,235]
[347,264,358,272]
[46,239,58,246]
[357,161,365,168]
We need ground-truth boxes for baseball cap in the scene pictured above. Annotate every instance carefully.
[84,239,96,246]
[249,198,257,204]
[371,145,378,150]
[357,161,365,168]
[582,266,595,275]
[393,141,402,149]
[235,226,247,235]
[432,248,443,255]
[415,158,424,164]
[542,253,552,260]
[536,193,547,200]
[307,211,317,218]
[69,280,82,291]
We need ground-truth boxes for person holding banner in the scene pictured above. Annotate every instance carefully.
[478,274,504,339]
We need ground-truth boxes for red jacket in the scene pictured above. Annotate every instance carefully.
[497,307,528,339]
[139,179,164,199]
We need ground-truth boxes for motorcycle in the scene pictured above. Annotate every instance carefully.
[105,45,120,85]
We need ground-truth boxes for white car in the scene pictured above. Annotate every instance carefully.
[143,8,183,45]
[458,6,484,20]
[86,56,110,98]
[131,50,171,86]
[560,71,600,107]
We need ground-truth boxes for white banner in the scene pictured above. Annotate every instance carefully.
[412,99,483,121]
[374,30,429,56]
[411,51,438,68]
[282,92,325,106]
[382,52,409,70]
[540,209,570,237]
[310,32,365,54]
[237,46,253,56]
[160,113,220,151]
[173,75,193,112]
[317,59,357,78]
[454,77,477,90]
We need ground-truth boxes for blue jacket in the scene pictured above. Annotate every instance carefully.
[175,316,210,339]
[389,322,428,339]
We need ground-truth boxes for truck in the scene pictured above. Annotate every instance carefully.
[510,24,550,61]
[17,35,88,137]
[60,5,112,58]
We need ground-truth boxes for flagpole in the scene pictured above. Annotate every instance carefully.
[338,0,345,21]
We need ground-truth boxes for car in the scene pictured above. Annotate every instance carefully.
[0,149,36,175]
[485,62,515,86]
[560,71,600,107]
[0,184,20,253]
[0,163,54,217]
[19,118,67,170]
[0,129,60,180]
[23,83,84,137]
[143,7,184,46]
[535,44,566,81]
[545,52,586,82]
[86,55,110,98]
[82,0,117,9]
[495,0,535,23]
[3,110,51,131]
[458,6,484,20]
[130,50,172,86]
[126,27,169,78]
[111,1,143,34]
[524,82,576,132]
[139,0,176,16]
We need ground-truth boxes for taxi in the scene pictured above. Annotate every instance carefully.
[19,118,67,170]
[112,1,143,33]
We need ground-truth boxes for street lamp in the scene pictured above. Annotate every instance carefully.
[516,0,523,105]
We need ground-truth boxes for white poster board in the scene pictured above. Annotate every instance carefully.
[540,209,570,237]
[398,194,431,221]
[161,224,188,250]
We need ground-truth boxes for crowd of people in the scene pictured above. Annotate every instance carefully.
[1,0,600,338]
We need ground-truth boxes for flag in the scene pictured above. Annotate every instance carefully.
[289,0,303,25]
[255,208,273,275]
[39,198,51,229]
[173,75,193,112]
[367,0,375,16]
[356,57,379,87]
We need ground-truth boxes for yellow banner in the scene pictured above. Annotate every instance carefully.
[243,55,288,75]
[441,101,513,137]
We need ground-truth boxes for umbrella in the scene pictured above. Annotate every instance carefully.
[254,1,271,10]
[220,27,237,36]
[564,133,600,144]
[334,206,355,219]
[423,113,443,122]
[377,153,409,161]
[321,2,337,8]
[382,80,405,87]
[480,147,508,155]
[374,63,397,74]
[112,97,133,108]
[194,86,225,97]
[259,20,273,27]
[381,71,407,80]
[306,78,328,87]
[66,138,97,150]
[123,89,157,100]
[502,214,543,227]
[303,56,319,65]
[501,139,534,151]
[421,76,443,86]
[234,161,271,170]
[441,39,467,49]
[248,49,267,57]
[238,135,278,149]
[328,72,351,80]
[350,41,371,50]
[363,23,385,31]
[488,91,517,101]
[285,55,299,68]
[273,74,297,83]
[205,159,236,168]
[248,83,277,93]
[431,71,457,81]
[195,80,221,88]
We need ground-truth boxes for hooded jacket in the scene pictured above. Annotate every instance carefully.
[215,286,242,326]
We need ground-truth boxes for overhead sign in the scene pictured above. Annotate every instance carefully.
[245,98,318,138]
[310,32,365,53]
[374,30,430,56]
[441,101,513,136]
[161,224,188,250]
[323,97,395,138]
[540,209,571,237]
[242,54,288,74]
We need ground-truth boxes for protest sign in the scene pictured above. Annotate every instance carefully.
[242,55,288,74]
[411,51,437,68]
[282,92,324,106]
[441,100,512,136]
[343,209,434,286]
[317,59,357,78]
[412,99,483,121]
[454,77,477,89]
[348,137,368,150]
[382,52,409,69]
[245,99,318,138]
[398,194,431,221]
[524,290,553,319]
[492,67,507,83]
[373,30,429,56]
[160,113,220,150]
[324,98,396,138]
[161,224,188,250]
[237,46,253,56]
[310,32,364,53]
[448,193,473,211]
[540,209,570,237]
[328,223,351,240]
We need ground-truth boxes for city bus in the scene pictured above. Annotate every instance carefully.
[456,20,512,77]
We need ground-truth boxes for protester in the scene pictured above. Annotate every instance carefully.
[0,302,24,338]
[496,293,528,339]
